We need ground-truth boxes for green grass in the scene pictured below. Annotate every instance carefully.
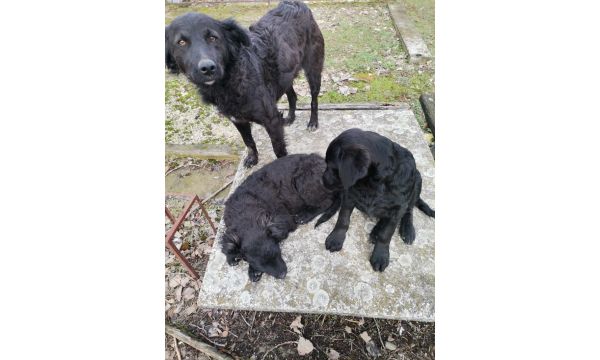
[166,3,276,25]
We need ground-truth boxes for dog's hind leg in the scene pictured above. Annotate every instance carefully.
[399,209,416,245]
[304,39,324,131]
[233,122,259,168]
[284,87,297,125]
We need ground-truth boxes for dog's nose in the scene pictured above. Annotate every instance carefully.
[198,59,216,75]
[276,270,287,279]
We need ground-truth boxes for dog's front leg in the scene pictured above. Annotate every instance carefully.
[233,121,259,168]
[369,217,400,272]
[325,196,354,252]
[264,118,288,158]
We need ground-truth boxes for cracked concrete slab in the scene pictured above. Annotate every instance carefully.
[388,3,432,63]
[199,105,435,321]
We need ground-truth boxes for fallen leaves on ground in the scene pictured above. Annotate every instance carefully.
[297,336,314,356]
[360,331,381,358]
[290,315,304,334]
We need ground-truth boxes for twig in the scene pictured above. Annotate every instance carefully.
[202,179,234,204]
[166,324,232,360]
[188,324,227,347]
[374,319,385,351]
[250,311,257,329]
[240,313,251,328]
[172,335,182,360]
[165,163,205,176]
[260,341,296,360]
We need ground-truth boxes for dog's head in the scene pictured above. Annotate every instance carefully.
[221,216,290,280]
[323,141,371,191]
[165,13,250,86]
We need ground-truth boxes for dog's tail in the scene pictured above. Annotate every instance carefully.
[314,193,341,228]
[416,197,435,218]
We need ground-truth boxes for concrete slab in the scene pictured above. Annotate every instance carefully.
[388,3,432,63]
[199,106,435,321]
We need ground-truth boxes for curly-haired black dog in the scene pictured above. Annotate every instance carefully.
[165,0,325,168]
[316,128,435,272]
[221,154,339,282]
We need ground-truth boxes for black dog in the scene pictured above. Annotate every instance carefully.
[221,154,339,282]
[165,0,325,168]
[317,128,435,272]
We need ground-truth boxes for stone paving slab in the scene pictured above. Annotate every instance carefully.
[388,3,432,63]
[199,107,435,321]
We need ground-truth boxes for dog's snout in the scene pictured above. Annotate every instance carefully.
[276,270,287,279]
[198,59,216,75]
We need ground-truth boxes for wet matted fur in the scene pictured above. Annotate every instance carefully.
[165,0,325,167]
[318,128,435,272]
[222,154,339,282]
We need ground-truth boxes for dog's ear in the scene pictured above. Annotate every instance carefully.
[221,18,250,47]
[339,145,371,190]
[266,215,291,241]
[165,25,180,73]
[221,232,242,265]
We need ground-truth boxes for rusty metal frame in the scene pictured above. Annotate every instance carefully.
[165,194,217,279]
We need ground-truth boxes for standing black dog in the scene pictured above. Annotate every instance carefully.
[317,128,435,272]
[165,0,325,167]
[221,154,339,282]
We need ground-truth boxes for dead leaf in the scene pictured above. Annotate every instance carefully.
[360,331,372,343]
[358,318,365,326]
[169,275,182,288]
[180,277,190,287]
[385,341,397,351]
[297,337,314,356]
[345,326,352,334]
[182,304,197,316]
[360,331,381,357]
[175,286,183,302]
[182,287,195,300]
[220,325,229,338]
[290,315,304,334]
[328,349,340,360]
[180,240,190,251]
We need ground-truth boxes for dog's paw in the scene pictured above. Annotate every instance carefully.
[400,222,416,245]
[307,121,318,131]
[243,154,258,168]
[370,246,390,272]
[248,268,263,282]
[226,256,241,266]
[325,230,346,252]
[284,114,296,126]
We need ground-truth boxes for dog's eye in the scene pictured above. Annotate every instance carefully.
[207,36,217,43]
[177,39,187,46]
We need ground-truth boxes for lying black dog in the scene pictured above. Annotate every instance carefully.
[221,154,339,282]
[317,128,435,272]
[165,0,325,167]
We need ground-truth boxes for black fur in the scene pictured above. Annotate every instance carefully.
[318,128,435,272]
[222,154,337,282]
[165,0,325,168]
